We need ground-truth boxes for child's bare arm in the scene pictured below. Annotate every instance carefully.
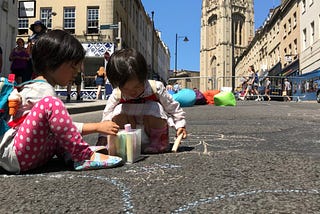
[82,121,119,136]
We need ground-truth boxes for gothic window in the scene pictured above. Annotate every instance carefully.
[232,13,245,46]
[208,14,217,47]
[208,14,217,25]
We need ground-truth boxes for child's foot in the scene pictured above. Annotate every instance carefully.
[143,136,169,154]
[74,146,122,170]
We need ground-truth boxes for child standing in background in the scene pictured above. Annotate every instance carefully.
[0,30,121,174]
[96,48,187,153]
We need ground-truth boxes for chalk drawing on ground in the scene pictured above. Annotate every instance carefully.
[172,188,320,213]
[172,132,265,151]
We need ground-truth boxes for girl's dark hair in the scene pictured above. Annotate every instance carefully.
[106,48,148,88]
[31,29,85,75]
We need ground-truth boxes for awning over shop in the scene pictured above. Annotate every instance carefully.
[268,61,282,76]
[282,59,299,76]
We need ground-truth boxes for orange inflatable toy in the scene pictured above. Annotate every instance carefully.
[202,90,220,105]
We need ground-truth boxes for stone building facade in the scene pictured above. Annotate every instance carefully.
[15,0,169,86]
[0,0,18,74]
[300,0,320,74]
[235,0,301,93]
[200,0,254,92]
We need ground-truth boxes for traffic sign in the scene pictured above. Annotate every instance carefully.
[100,24,118,30]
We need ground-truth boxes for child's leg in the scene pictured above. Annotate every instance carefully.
[142,115,169,154]
[112,114,137,129]
[13,96,93,171]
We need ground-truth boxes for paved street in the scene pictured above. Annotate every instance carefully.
[1,101,320,213]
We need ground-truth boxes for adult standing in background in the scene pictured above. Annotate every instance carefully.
[264,77,271,101]
[104,51,112,99]
[26,20,47,80]
[9,38,29,83]
[66,64,84,102]
[283,78,291,102]
[95,66,106,99]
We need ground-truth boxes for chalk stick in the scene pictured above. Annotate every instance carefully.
[171,133,183,152]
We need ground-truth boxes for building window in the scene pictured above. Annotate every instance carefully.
[64,7,75,34]
[302,0,306,13]
[310,21,315,44]
[319,15,320,39]
[310,0,314,6]
[288,18,291,33]
[40,8,52,29]
[294,39,297,56]
[293,12,297,28]
[18,18,29,35]
[283,23,287,38]
[289,44,292,54]
[303,28,307,50]
[87,7,99,34]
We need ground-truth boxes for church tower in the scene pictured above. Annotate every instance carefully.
[200,0,254,91]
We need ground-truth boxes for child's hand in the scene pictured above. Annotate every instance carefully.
[98,121,120,135]
[177,127,187,139]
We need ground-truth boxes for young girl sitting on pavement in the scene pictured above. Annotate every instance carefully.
[96,48,187,153]
[0,30,122,174]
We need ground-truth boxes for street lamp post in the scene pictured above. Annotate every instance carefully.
[151,11,155,79]
[174,33,189,74]
[46,10,57,29]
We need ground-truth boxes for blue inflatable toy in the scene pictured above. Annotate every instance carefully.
[172,88,196,107]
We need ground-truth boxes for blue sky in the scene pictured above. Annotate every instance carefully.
[141,0,281,72]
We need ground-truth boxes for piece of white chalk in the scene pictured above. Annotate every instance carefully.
[124,124,132,132]
[171,133,183,152]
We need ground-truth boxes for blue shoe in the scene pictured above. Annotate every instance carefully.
[74,146,122,170]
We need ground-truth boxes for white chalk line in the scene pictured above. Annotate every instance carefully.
[0,163,183,213]
[2,170,320,213]
[171,188,320,213]
[125,163,181,175]
[180,132,265,143]
[0,173,134,214]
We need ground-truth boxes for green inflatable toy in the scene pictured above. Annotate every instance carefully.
[214,91,236,106]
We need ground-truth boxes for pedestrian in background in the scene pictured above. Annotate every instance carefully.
[9,38,29,83]
[264,77,271,101]
[0,29,122,174]
[173,81,181,93]
[283,78,291,102]
[26,20,47,81]
[240,65,260,100]
[104,51,113,99]
[96,48,187,154]
[66,64,84,102]
[95,66,106,99]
